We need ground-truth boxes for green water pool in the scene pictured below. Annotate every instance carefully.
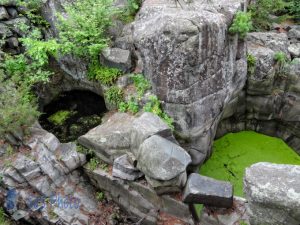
[199,131,300,197]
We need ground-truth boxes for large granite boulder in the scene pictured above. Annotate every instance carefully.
[133,0,247,166]
[244,162,300,225]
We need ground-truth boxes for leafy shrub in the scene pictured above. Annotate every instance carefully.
[105,86,124,106]
[143,95,174,130]
[88,63,122,85]
[57,0,119,59]
[248,0,286,31]
[285,0,300,20]
[229,11,252,39]
[131,74,151,98]
[3,53,51,85]
[0,78,40,138]
[247,54,256,75]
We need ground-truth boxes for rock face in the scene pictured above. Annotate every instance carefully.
[0,123,99,225]
[133,0,247,166]
[183,173,233,208]
[244,162,300,225]
[199,197,250,225]
[217,30,300,155]
[112,154,144,181]
[79,112,192,194]
[85,167,195,225]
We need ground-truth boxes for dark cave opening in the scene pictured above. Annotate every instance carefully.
[39,90,107,143]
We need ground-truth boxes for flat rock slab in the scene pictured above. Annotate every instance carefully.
[244,162,300,225]
[183,173,233,208]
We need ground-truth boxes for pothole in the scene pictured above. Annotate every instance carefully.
[39,90,107,142]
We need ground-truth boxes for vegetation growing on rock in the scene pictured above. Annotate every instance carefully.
[229,11,252,39]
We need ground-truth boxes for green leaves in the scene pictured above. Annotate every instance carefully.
[131,74,151,98]
[88,63,122,86]
[57,0,119,59]
[229,11,252,39]
[105,86,124,107]
[248,0,286,31]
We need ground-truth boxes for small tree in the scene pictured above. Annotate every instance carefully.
[0,77,40,138]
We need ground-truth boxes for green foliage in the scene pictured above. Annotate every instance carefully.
[105,86,124,107]
[239,221,249,225]
[143,95,174,130]
[0,77,40,138]
[119,0,141,23]
[274,51,288,70]
[247,54,256,75]
[248,0,286,31]
[87,157,99,171]
[285,0,300,20]
[131,74,151,98]
[5,145,14,157]
[229,11,252,39]
[127,97,139,114]
[96,191,105,201]
[47,110,75,126]
[88,63,122,85]
[57,0,119,59]
[118,101,128,112]
[2,53,51,85]
[0,207,10,225]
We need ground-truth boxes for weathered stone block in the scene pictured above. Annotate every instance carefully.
[100,47,132,73]
[244,162,300,225]
[183,173,233,208]
[137,135,191,181]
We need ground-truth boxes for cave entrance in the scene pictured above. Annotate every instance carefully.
[39,90,107,143]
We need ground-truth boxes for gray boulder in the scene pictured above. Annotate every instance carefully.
[133,0,247,166]
[0,23,12,38]
[183,173,233,208]
[244,162,300,225]
[288,43,300,57]
[0,7,9,20]
[100,47,132,73]
[131,112,173,156]
[112,154,144,181]
[137,135,191,181]
[78,113,135,164]
[145,172,187,195]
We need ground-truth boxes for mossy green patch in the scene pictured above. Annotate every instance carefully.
[47,110,75,126]
[199,131,300,197]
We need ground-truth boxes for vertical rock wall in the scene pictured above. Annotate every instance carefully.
[133,0,247,166]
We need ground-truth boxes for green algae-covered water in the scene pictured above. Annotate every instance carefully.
[199,131,300,197]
